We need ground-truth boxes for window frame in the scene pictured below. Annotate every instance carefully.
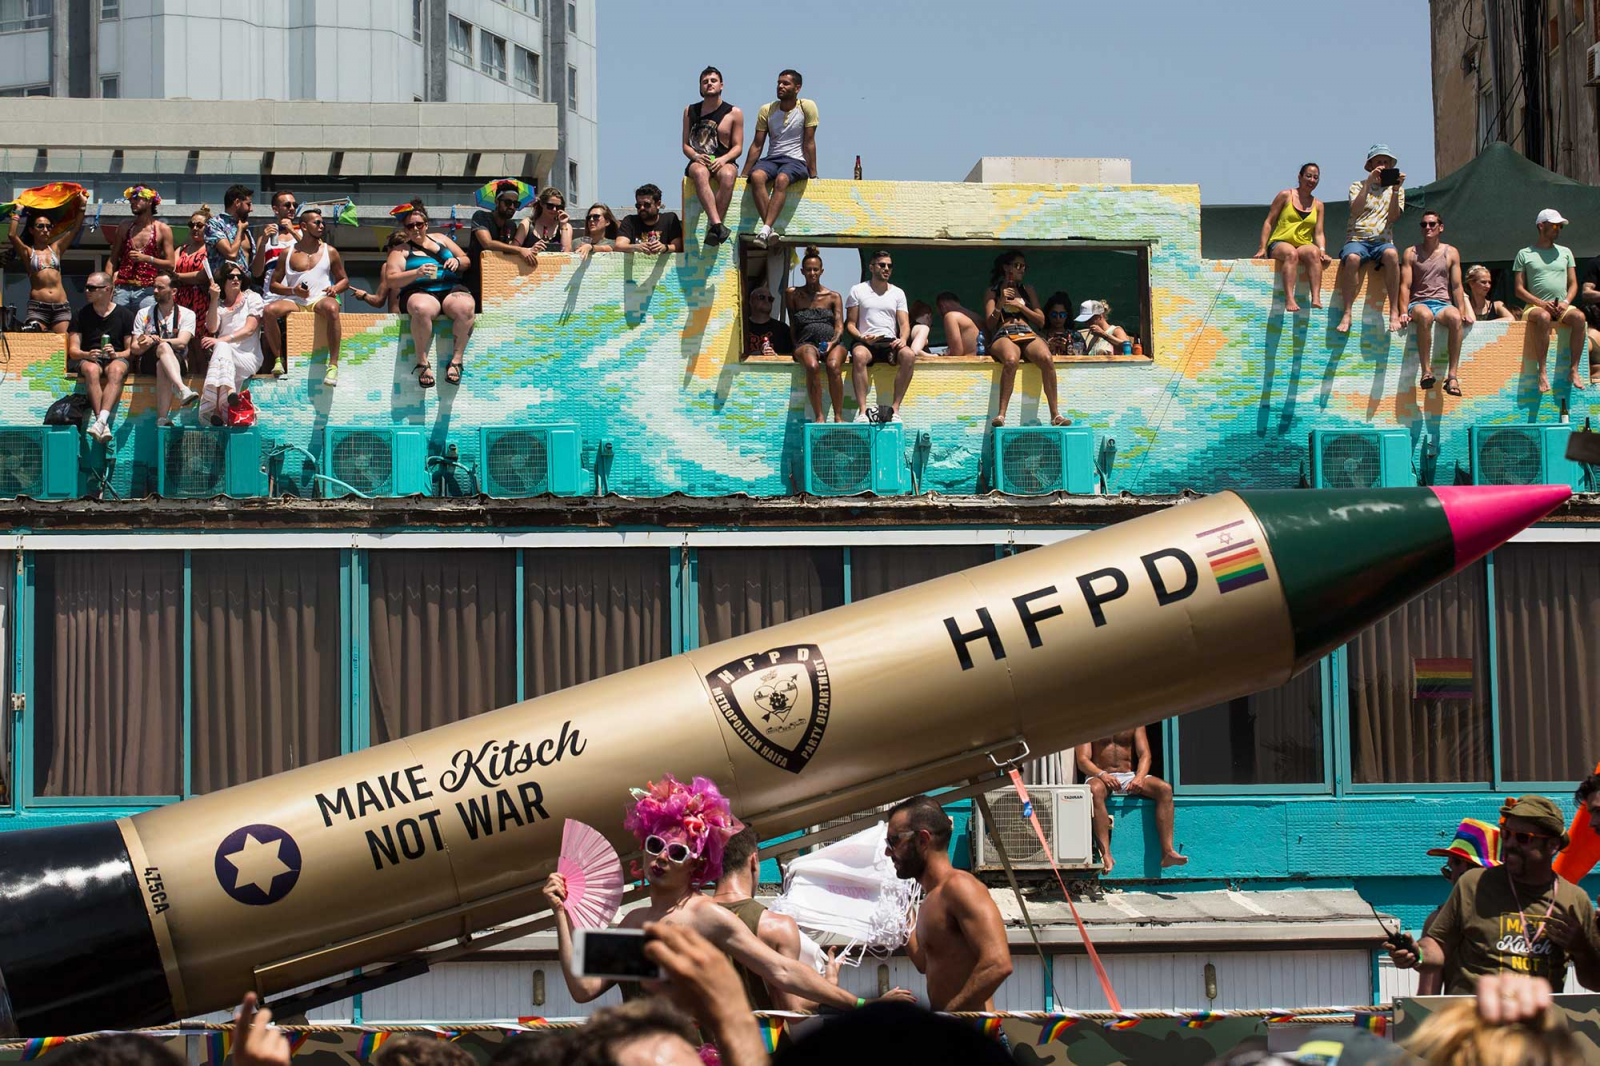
[514,45,541,96]
[0,0,51,34]
[412,0,423,43]
[1168,656,1336,796]
[447,15,474,65]
[480,29,507,81]
[99,75,118,99]
[567,63,577,107]
[98,0,118,20]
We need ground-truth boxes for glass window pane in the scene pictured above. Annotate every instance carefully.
[1495,544,1600,782]
[32,552,183,797]
[1348,562,1490,784]
[191,551,342,793]
[1179,668,1323,785]
[369,551,517,743]
[524,549,670,697]
[849,545,993,600]
[697,549,843,645]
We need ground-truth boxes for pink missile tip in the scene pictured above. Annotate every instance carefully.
[1431,484,1571,572]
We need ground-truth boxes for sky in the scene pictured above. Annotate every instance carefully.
[596,1,1437,213]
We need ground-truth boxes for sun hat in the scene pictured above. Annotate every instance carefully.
[1364,144,1397,169]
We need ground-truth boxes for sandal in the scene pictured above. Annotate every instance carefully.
[445,360,462,385]
[1051,414,1073,427]
[1420,372,1437,390]
[1444,376,1462,397]
[415,363,435,389]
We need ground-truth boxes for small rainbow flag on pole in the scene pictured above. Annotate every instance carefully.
[1354,1011,1388,1036]
[356,1031,389,1060]
[757,1018,785,1053]
[1265,1012,1297,1024]
[1413,658,1473,701]
[1184,1011,1223,1028]
[204,1031,233,1066]
[515,1017,549,1029]
[1195,521,1268,594]
[20,1037,66,1060]
[286,1033,310,1058]
[1102,1014,1141,1031]
[1037,1015,1080,1044]
[976,1017,1003,1039]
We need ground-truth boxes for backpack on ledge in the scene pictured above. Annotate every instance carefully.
[44,393,92,428]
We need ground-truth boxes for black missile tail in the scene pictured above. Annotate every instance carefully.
[0,822,172,1036]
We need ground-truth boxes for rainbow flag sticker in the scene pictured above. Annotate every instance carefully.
[1413,658,1473,701]
[1038,1015,1080,1043]
[977,1017,1003,1039]
[1184,1011,1223,1028]
[1102,1014,1141,1031]
[1195,521,1268,594]
[758,1018,785,1053]
[356,1032,389,1061]
[21,1038,66,1061]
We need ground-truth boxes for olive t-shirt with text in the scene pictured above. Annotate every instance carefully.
[1425,864,1596,994]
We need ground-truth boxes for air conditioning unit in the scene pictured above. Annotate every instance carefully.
[801,423,910,496]
[157,425,266,499]
[0,425,83,500]
[994,426,1095,495]
[1309,428,1414,488]
[1586,42,1600,86]
[1468,423,1579,488]
[323,426,431,498]
[971,785,1095,871]
[479,424,583,497]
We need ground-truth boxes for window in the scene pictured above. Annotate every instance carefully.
[1347,562,1490,784]
[849,546,994,600]
[1179,669,1324,786]
[697,549,843,645]
[412,0,423,42]
[448,15,473,64]
[100,76,118,99]
[0,0,48,33]
[514,46,540,96]
[567,161,578,202]
[567,63,577,107]
[99,0,118,19]
[480,30,507,81]
[0,84,49,97]
[524,550,670,698]
[568,0,577,31]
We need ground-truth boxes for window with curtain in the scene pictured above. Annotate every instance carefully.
[190,551,342,794]
[1494,544,1600,783]
[1348,562,1491,784]
[524,549,670,698]
[32,552,183,797]
[849,545,994,600]
[369,551,517,743]
[1178,667,1323,785]
[697,549,843,646]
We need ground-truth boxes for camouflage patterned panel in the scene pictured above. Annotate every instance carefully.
[1397,994,1600,1057]
[1000,1017,1267,1065]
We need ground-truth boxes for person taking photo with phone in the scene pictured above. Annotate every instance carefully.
[1334,145,1406,334]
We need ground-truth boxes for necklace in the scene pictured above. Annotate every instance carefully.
[1508,873,1558,944]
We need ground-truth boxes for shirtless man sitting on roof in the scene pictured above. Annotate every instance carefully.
[1076,726,1188,875]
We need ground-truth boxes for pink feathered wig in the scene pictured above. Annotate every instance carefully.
[624,774,743,885]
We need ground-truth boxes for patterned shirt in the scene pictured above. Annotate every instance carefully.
[204,215,255,279]
[1346,181,1405,243]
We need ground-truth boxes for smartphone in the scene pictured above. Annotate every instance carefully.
[573,928,665,982]
[1380,167,1401,187]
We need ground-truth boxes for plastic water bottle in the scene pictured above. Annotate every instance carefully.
[1121,339,1133,355]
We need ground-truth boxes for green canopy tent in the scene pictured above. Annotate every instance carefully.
[1200,143,1600,270]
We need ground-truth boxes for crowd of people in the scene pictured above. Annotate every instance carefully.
[1254,146,1600,397]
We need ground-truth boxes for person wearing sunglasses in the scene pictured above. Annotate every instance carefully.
[251,191,301,375]
[470,181,538,270]
[1514,208,1588,393]
[1399,210,1470,397]
[265,208,349,387]
[1420,795,1600,994]
[543,773,913,1013]
[386,201,474,388]
[66,270,137,443]
[1388,817,1500,995]
[615,184,684,255]
[575,203,619,260]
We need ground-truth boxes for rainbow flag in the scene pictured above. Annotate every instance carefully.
[204,1032,233,1066]
[758,1017,785,1053]
[356,1031,389,1060]
[516,1017,549,1028]
[1354,1011,1388,1036]
[1102,1014,1141,1031]
[1206,542,1267,593]
[1184,1011,1223,1028]
[20,1037,66,1061]
[1038,1015,1080,1043]
[1265,1012,1297,1024]
[1413,658,1473,701]
[977,1017,1003,1039]
[286,1033,310,1058]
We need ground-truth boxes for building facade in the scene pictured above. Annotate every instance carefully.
[1429,0,1600,184]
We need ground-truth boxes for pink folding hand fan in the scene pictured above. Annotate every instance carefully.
[557,818,625,929]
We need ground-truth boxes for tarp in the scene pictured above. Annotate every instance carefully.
[1201,143,1600,266]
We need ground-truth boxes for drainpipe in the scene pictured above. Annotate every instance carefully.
[1483,0,1502,145]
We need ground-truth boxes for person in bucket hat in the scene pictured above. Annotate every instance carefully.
[1334,144,1406,334]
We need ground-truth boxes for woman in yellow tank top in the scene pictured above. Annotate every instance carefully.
[1254,163,1331,313]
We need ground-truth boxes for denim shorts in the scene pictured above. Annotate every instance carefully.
[1408,299,1450,316]
[113,285,154,310]
[1339,238,1395,265]
[750,157,810,184]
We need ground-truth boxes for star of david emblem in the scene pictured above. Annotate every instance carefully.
[214,824,303,906]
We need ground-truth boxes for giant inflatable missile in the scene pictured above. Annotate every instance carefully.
[0,485,1570,1036]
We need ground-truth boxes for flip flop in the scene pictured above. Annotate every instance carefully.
[1444,376,1462,396]
[1052,414,1073,426]
[1420,373,1437,390]
[415,363,435,389]
[445,361,462,385]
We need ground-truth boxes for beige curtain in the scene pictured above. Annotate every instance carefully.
[191,551,342,793]
[849,545,995,600]
[525,549,671,697]
[1494,544,1600,783]
[369,551,517,743]
[698,549,844,645]
[1350,562,1491,784]
[34,552,183,797]
[1179,667,1323,785]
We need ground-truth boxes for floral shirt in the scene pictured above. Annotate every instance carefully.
[204,215,255,279]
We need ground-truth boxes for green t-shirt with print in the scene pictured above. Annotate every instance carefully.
[1426,864,1596,994]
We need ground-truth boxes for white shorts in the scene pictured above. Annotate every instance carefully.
[1106,772,1135,793]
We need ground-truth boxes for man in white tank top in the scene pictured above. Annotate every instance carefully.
[266,208,349,386]
[1399,210,1469,397]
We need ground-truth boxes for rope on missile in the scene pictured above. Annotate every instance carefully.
[0,1006,1396,1049]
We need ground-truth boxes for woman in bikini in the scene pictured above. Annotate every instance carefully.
[528,187,573,253]
[784,246,845,422]
[387,202,474,387]
[173,207,214,347]
[984,250,1068,428]
[8,189,87,333]
[1254,162,1331,313]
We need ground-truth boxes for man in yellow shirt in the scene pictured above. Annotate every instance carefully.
[741,69,818,250]
[1334,145,1406,334]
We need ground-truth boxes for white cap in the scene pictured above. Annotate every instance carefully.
[1074,300,1108,323]
[1536,208,1570,226]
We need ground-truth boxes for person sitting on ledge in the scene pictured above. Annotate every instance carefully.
[1514,208,1589,392]
[1465,264,1515,324]
[1254,162,1331,313]
[741,68,818,250]
[906,300,937,358]
[199,264,264,427]
[1400,210,1470,396]
[1074,299,1129,357]
[266,208,348,387]
[67,271,136,443]
[682,65,743,247]
[1334,145,1405,334]
[471,180,538,268]
[984,250,1067,428]
[130,270,200,427]
[1043,291,1085,356]
[527,186,573,253]
[934,291,985,357]
[350,232,412,313]
[786,246,846,422]
[576,202,619,259]
[744,284,792,356]
[388,200,474,388]
[845,249,911,423]
[616,184,684,255]
[1076,725,1188,874]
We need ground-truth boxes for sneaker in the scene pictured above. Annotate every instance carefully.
[324,363,339,387]
[751,224,772,249]
[155,415,173,428]
[769,229,783,247]
[706,222,729,246]
[853,409,868,423]
[88,419,111,443]
[179,387,200,408]
[890,410,903,423]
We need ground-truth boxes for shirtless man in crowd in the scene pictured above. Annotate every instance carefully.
[887,794,1013,1011]
[1076,725,1188,874]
